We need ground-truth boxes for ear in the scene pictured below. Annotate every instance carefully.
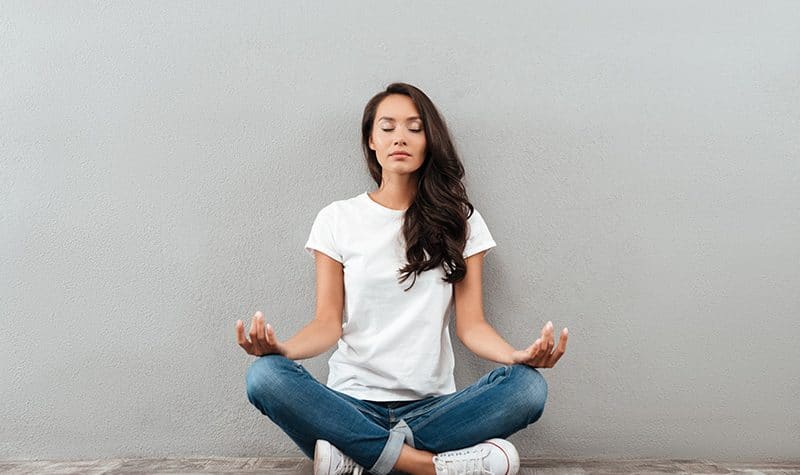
[368,135,375,151]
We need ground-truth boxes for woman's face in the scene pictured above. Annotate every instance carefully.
[368,94,427,176]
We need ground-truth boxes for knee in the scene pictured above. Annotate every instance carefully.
[245,354,296,405]
[509,364,548,424]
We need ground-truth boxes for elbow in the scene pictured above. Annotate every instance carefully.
[314,312,343,336]
[455,322,475,344]
[455,315,488,342]
[317,317,342,341]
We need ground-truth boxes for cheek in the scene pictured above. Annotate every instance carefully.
[417,137,427,153]
[373,135,391,149]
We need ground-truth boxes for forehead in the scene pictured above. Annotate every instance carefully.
[375,94,421,121]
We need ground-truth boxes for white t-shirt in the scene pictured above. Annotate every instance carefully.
[304,191,497,401]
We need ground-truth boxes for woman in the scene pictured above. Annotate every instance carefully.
[236,83,568,475]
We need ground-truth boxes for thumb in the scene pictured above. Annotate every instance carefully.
[524,339,538,352]
[523,339,540,357]
[511,348,527,364]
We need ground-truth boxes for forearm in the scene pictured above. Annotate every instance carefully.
[458,322,516,365]
[283,319,342,361]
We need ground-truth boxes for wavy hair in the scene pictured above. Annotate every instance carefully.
[361,82,475,291]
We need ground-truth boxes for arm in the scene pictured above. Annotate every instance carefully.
[282,318,342,361]
[453,251,515,365]
[284,250,345,360]
[453,251,570,368]
[237,250,344,360]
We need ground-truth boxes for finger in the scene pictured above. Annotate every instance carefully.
[527,339,547,367]
[236,320,252,351]
[545,321,555,355]
[264,322,274,346]
[255,313,268,353]
[249,313,263,353]
[528,338,542,359]
[545,328,568,366]
[248,314,258,340]
[257,314,267,343]
[549,328,568,366]
[266,323,276,346]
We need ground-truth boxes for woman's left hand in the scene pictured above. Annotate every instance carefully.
[510,321,568,368]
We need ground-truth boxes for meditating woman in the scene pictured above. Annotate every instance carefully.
[236,82,568,475]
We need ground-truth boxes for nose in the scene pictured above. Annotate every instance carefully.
[393,132,407,145]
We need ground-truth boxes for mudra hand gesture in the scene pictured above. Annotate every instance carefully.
[236,311,287,357]
[510,321,568,368]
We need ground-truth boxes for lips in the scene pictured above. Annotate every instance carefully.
[390,152,411,157]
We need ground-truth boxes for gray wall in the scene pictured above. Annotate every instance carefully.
[2,0,798,462]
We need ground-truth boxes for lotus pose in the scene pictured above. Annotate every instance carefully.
[237,82,568,475]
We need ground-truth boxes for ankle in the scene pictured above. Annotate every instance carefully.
[393,445,436,475]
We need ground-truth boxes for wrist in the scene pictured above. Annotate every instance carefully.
[280,344,294,360]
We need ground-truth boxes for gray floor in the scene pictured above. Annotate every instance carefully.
[2,457,800,474]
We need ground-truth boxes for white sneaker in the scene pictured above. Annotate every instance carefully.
[432,438,520,475]
[313,439,365,475]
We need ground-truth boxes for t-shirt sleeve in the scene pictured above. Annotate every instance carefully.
[304,205,343,263]
[463,208,497,258]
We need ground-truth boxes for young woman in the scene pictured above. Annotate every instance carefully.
[236,83,569,475]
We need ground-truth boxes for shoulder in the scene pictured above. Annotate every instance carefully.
[466,206,491,228]
[468,207,485,221]
[315,193,359,215]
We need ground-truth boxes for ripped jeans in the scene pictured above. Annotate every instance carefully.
[245,354,547,475]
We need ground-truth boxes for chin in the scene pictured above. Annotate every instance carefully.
[386,163,421,172]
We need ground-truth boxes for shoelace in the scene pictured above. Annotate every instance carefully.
[334,455,363,475]
[433,447,491,475]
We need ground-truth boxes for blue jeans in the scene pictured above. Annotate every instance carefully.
[246,354,547,475]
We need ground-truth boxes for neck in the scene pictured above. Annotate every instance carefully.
[370,174,418,210]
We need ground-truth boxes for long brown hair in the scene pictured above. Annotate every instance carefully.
[361,82,475,291]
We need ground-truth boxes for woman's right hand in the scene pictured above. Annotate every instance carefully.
[236,311,287,357]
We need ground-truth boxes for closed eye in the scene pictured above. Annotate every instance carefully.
[381,128,423,133]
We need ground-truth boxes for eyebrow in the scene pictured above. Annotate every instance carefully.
[377,116,422,122]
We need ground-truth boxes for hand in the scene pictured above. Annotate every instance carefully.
[510,321,568,368]
[236,311,287,357]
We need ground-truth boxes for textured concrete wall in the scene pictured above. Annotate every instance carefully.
[2,0,798,462]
